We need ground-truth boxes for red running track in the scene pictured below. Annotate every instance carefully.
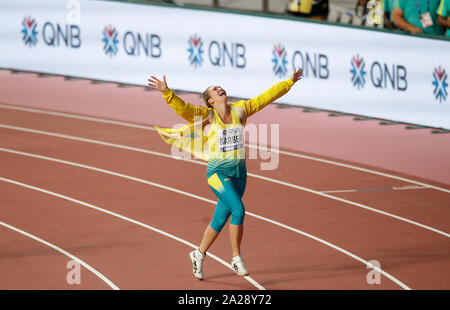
[0,70,449,290]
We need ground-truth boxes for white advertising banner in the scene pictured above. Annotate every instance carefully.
[0,0,449,129]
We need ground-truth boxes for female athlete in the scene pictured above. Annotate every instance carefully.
[148,68,302,280]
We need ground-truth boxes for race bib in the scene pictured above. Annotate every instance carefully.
[420,12,433,28]
[218,125,244,152]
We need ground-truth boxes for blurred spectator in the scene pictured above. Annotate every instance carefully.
[383,0,398,29]
[437,0,450,36]
[287,0,329,21]
[355,0,369,17]
[392,0,444,35]
[356,0,385,27]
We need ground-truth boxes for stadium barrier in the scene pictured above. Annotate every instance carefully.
[1,0,449,129]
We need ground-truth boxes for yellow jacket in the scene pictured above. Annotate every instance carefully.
[155,79,294,162]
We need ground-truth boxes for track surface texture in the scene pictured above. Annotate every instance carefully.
[0,70,449,290]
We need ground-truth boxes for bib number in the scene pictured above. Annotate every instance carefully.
[219,126,243,152]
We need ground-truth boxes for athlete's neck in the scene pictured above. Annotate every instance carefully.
[214,102,232,124]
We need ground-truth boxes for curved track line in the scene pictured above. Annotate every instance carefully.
[0,177,264,290]
[0,103,154,131]
[1,124,448,238]
[0,220,120,290]
[0,124,199,164]
[0,148,411,290]
[0,103,448,193]
[246,145,449,194]
[247,173,450,238]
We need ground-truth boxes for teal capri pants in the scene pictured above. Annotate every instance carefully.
[206,172,247,232]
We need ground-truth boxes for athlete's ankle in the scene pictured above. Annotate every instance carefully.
[198,248,207,256]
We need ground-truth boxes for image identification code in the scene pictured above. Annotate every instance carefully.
[222,294,271,305]
[177,294,272,307]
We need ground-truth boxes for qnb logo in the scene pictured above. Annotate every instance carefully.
[21,16,38,47]
[271,44,329,80]
[187,35,246,69]
[272,45,288,78]
[432,66,448,103]
[102,26,162,58]
[20,16,81,49]
[102,25,119,56]
[208,41,245,68]
[187,35,204,68]
[123,31,161,58]
[350,55,366,89]
[350,55,407,91]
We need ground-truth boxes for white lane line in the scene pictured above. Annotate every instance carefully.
[246,144,449,194]
[247,173,450,238]
[0,149,411,290]
[1,124,448,239]
[247,212,411,290]
[0,103,154,131]
[0,220,120,290]
[322,189,358,194]
[392,185,429,190]
[322,185,428,194]
[0,124,203,166]
[0,177,264,290]
[0,103,448,193]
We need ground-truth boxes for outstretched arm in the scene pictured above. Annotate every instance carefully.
[148,75,209,123]
[243,68,302,118]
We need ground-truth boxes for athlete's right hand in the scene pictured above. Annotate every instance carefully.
[148,75,168,92]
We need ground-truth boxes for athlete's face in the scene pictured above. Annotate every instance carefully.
[208,86,228,106]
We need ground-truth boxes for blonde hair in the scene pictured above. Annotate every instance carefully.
[202,86,213,108]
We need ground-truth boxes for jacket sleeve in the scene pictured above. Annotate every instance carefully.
[162,88,210,123]
[243,79,294,118]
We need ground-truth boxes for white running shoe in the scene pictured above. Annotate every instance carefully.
[231,255,249,277]
[189,249,206,280]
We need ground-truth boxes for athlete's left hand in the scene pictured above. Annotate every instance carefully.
[148,75,168,92]
[291,68,303,83]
